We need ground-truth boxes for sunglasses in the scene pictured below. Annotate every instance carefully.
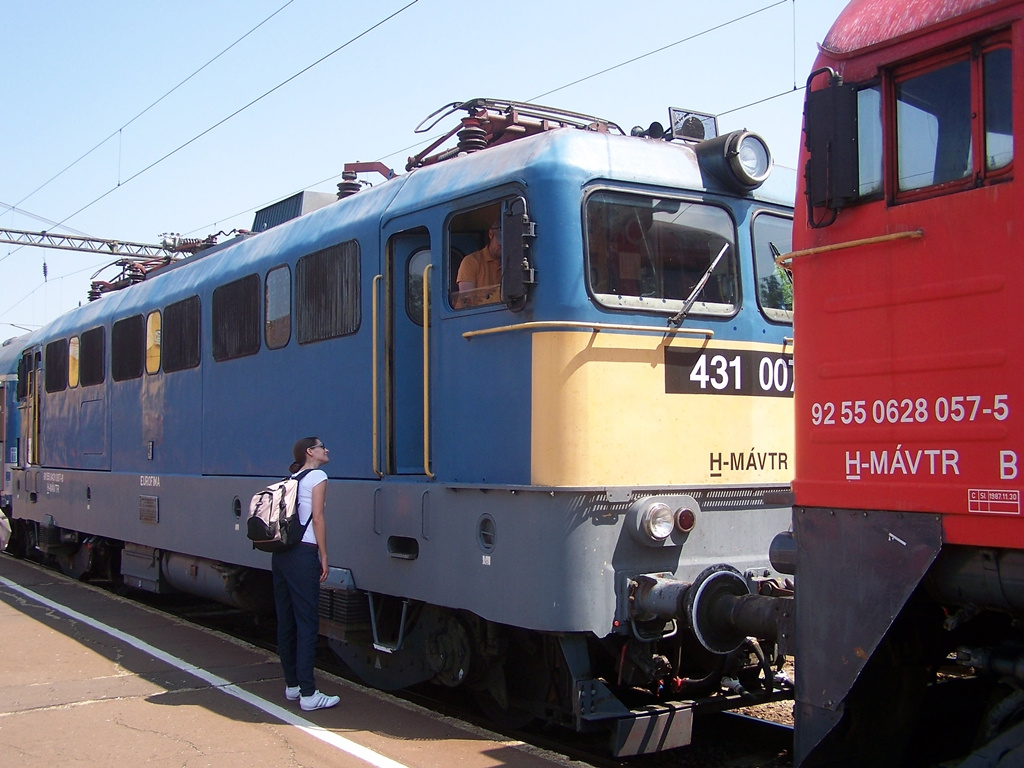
[312,443,327,451]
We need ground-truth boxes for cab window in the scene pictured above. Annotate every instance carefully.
[586,190,737,315]
[858,85,883,196]
[751,213,793,323]
[895,42,1012,196]
[896,57,972,190]
[449,202,504,309]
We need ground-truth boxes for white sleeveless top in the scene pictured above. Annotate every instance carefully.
[294,469,327,545]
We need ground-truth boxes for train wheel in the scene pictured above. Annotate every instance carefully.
[473,628,550,729]
[5,517,32,559]
[959,688,1024,767]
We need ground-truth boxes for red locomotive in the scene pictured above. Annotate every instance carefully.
[790,0,1024,765]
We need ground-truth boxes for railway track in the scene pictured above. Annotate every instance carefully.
[144,587,794,768]
[2,555,794,767]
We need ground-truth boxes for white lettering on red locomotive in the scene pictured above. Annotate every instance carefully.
[811,394,1010,426]
[1001,451,1018,480]
[968,489,1021,515]
[845,446,960,481]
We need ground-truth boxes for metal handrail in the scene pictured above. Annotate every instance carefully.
[462,320,715,341]
[371,275,383,478]
[422,265,434,479]
[775,229,924,266]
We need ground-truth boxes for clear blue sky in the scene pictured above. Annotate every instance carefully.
[1,0,850,334]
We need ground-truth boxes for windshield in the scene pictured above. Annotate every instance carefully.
[586,190,737,315]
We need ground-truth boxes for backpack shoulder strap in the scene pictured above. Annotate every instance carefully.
[290,468,318,538]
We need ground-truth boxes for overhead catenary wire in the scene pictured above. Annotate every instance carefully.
[192,1,798,237]
[0,1,298,270]
[6,0,812,324]
[28,1,421,237]
[0,201,89,237]
[529,0,788,103]
[0,2,422,324]
[16,0,790,240]
[7,0,299,215]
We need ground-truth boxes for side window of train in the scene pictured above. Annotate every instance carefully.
[146,311,161,375]
[17,349,43,401]
[449,202,504,310]
[16,351,28,399]
[406,248,431,326]
[296,240,360,343]
[857,85,883,197]
[586,190,738,315]
[213,274,261,361]
[984,47,1013,171]
[112,315,145,381]
[79,326,105,387]
[68,336,80,388]
[44,339,68,393]
[164,296,201,372]
[895,42,1011,195]
[751,213,793,323]
[265,265,291,349]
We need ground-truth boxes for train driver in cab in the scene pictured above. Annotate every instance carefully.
[455,219,501,306]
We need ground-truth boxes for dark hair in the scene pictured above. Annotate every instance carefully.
[290,436,319,474]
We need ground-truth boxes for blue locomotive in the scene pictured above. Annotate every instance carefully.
[0,100,795,755]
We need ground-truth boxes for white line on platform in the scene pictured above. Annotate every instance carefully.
[0,574,410,768]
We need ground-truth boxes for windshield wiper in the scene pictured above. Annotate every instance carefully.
[668,242,730,327]
[768,241,792,283]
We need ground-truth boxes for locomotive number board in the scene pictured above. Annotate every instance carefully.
[665,347,794,398]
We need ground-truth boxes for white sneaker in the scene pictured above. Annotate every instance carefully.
[300,690,340,711]
[285,685,301,701]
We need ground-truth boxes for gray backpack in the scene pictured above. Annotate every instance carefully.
[246,469,313,552]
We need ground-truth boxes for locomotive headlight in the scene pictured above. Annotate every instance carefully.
[640,503,675,542]
[628,495,701,547]
[735,133,771,183]
[695,129,773,191]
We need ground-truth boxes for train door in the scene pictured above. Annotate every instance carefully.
[383,226,433,476]
[17,347,41,466]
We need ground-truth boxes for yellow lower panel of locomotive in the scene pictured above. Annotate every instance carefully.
[530,332,794,487]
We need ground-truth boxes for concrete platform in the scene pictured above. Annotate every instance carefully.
[0,554,575,768]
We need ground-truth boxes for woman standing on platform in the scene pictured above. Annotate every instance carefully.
[272,437,340,711]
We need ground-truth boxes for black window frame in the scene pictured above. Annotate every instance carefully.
[213,275,261,361]
[79,326,106,387]
[112,315,145,382]
[164,295,201,373]
[296,241,361,344]
[44,338,69,393]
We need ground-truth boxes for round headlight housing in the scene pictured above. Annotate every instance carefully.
[640,503,675,542]
[695,129,773,191]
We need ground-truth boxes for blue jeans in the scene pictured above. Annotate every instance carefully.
[272,544,321,696]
